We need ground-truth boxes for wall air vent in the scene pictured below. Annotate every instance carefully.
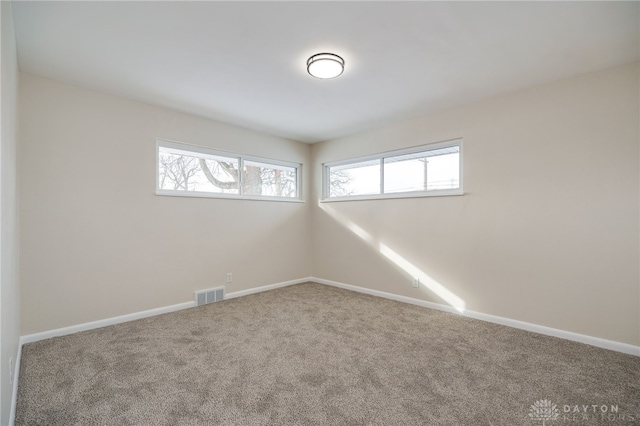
[195,286,225,307]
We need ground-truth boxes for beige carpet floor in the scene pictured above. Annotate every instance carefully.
[16,282,640,425]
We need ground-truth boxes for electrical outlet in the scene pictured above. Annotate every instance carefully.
[9,357,13,385]
[226,273,233,283]
[412,278,420,288]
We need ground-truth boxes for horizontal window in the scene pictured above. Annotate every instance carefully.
[323,139,462,201]
[157,140,301,201]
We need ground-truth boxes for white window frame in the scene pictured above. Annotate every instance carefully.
[322,138,463,202]
[156,139,303,202]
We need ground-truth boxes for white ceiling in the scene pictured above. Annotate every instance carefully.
[12,1,640,143]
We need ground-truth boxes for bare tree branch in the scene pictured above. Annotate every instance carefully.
[198,159,237,190]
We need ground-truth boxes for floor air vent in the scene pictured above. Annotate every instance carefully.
[195,287,225,307]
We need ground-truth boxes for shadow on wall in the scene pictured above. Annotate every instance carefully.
[319,201,466,313]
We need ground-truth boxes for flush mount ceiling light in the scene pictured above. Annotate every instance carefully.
[307,53,344,79]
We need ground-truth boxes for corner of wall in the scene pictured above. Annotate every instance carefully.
[1,1,21,424]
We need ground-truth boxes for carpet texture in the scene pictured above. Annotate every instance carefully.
[16,283,640,425]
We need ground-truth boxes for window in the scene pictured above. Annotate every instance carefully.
[157,140,301,201]
[323,139,462,201]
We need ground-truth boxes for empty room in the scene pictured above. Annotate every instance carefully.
[1,1,639,425]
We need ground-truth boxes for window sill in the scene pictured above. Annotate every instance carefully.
[156,190,304,203]
[320,188,464,203]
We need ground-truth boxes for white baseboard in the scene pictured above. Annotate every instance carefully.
[310,277,640,357]
[12,302,193,425]
[18,277,312,345]
[225,277,309,300]
[8,341,22,426]
[16,278,637,357]
[10,277,311,425]
[19,300,195,345]
[22,276,631,356]
[8,275,638,425]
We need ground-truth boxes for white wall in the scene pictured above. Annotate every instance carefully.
[19,73,312,335]
[0,1,20,424]
[311,62,640,346]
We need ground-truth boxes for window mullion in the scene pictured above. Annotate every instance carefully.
[297,164,302,199]
[238,157,244,195]
[326,165,330,198]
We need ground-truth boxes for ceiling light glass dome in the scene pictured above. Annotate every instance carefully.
[307,53,344,79]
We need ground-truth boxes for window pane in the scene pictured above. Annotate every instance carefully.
[426,152,459,190]
[383,157,425,193]
[242,160,298,198]
[384,147,459,193]
[158,147,239,194]
[329,159,380,197]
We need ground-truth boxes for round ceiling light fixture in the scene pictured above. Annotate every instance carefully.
[307,53,344,79]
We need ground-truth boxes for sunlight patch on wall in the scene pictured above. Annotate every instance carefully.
[320,202,466,312]
[378,243,465,312]
[318,202,377,244]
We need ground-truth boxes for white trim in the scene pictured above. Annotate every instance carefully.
[457,139,464,193]
[8,278,306,425]
[321,188,464,202]
[19,301,195,345]
[8,341,22,426]
[13,276,638,368]
[155,189,304,203]
[8,275,638,424]
[17,277,311,345]
[310,277,640,357]
[225,278,309,300]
